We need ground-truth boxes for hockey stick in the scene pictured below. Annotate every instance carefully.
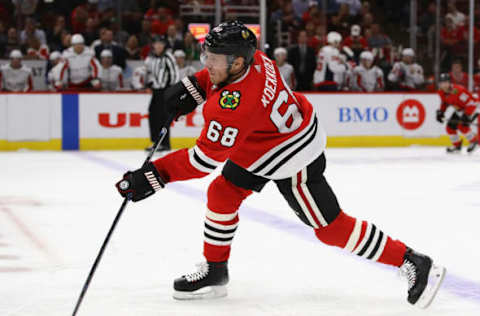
[72,116,173,316]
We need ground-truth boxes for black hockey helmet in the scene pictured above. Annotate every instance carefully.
[203,21,257,65]
[439,73,451,82]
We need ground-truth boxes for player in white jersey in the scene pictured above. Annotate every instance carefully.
[47,51,66,91]
[388,48,424,91]
[0,50,33,92]
[59,34,101,90]
[131,66,146,90]
[351,51,384,92]
[274,47,295,90]
[313,32,347,91]
[174,49,196,79]
[99,49,124,91]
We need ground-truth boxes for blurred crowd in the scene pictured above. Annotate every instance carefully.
[0,0,479,92]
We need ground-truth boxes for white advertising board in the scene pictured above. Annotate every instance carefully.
[78,94,205,139]
[305,93,444,137]
[0,94,61,141]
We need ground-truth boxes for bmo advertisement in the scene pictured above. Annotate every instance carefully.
[1,92,463,151]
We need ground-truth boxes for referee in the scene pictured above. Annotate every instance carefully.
[144,36,179,151]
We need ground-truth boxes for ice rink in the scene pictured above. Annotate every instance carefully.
[1,147,479,316]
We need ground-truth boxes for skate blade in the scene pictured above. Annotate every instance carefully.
[415,264,446,309]
[173,285,227,300]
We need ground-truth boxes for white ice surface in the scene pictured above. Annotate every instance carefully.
[0,147,479,316]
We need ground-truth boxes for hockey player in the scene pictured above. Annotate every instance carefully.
[47,51,65,91]
[351,51,384,92]
[436,73,479,153]
[59,33,101,90]
[0,50,33,92]
[387,48,424,91]
[115,21,445,308]
[273,47,295,90]
[174,50,196,80]
[313,31,347,91]
[99,49,124,91]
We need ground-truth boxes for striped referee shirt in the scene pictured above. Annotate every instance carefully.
[144,51,180,89]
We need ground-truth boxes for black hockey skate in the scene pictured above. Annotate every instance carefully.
[467,141,478,154]
[446,141,462,153]
[400,248,446,308]
[173,261,229,300]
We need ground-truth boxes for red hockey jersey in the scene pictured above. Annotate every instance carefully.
[153,50,326,182]
[438,84,478,116]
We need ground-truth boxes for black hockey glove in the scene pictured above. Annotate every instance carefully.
[115,163,165,202]
[164,75,206,119]
[436,110,445,123]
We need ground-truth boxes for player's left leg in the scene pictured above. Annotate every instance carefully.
[275,153,445,308]
[458,124,478,153]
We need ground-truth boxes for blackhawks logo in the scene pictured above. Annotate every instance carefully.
[219,90,241,110]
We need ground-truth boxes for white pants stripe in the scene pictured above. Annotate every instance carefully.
[291,170,319,229]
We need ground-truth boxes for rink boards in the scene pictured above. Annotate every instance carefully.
[1,92,474,151]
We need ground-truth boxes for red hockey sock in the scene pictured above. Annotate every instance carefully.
[203,176,251,262]
[314,211,407,267]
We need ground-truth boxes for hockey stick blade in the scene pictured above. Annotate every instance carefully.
[72,115,173,316]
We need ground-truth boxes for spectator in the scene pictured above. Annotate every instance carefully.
[313,31,347,91]
[0,21,7,57]
[137,19,153,47]
[90,28,110,50]
[441,16,465,70]
[47,51,64,91]
[149,5,174,36]
[47,15,67,51]
[474,58,480,92]
[20,17,46,45]
[165,25,183,52]
[71,0,101,34]
[5,28,21,58]
[335,0,362,17]
[367,24,391,49]
[174,49,195,79]
[59,34,101,90]
[94,29,127,69]
[292,0,311,20]
[0,50,33,92]
[449,60,469,87]
[24,35,49,60]
[308,24,327,54]
[342,24,368,64]
[361,12,373,33]
[271,1,302,31]
[82,17,98,46]
[387,48,424,91]
[99,49,124,91]
[288,30,316,91]
[110,18,130,47]
[60,32,72,51]
[173,18,184,41]
[419,2,437,35]
[183,32,200,61]
[12,0,38,18]
[274,47,295,90]
[125,35,141,59]
[351,50,384,92]
[446,0,466,28]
